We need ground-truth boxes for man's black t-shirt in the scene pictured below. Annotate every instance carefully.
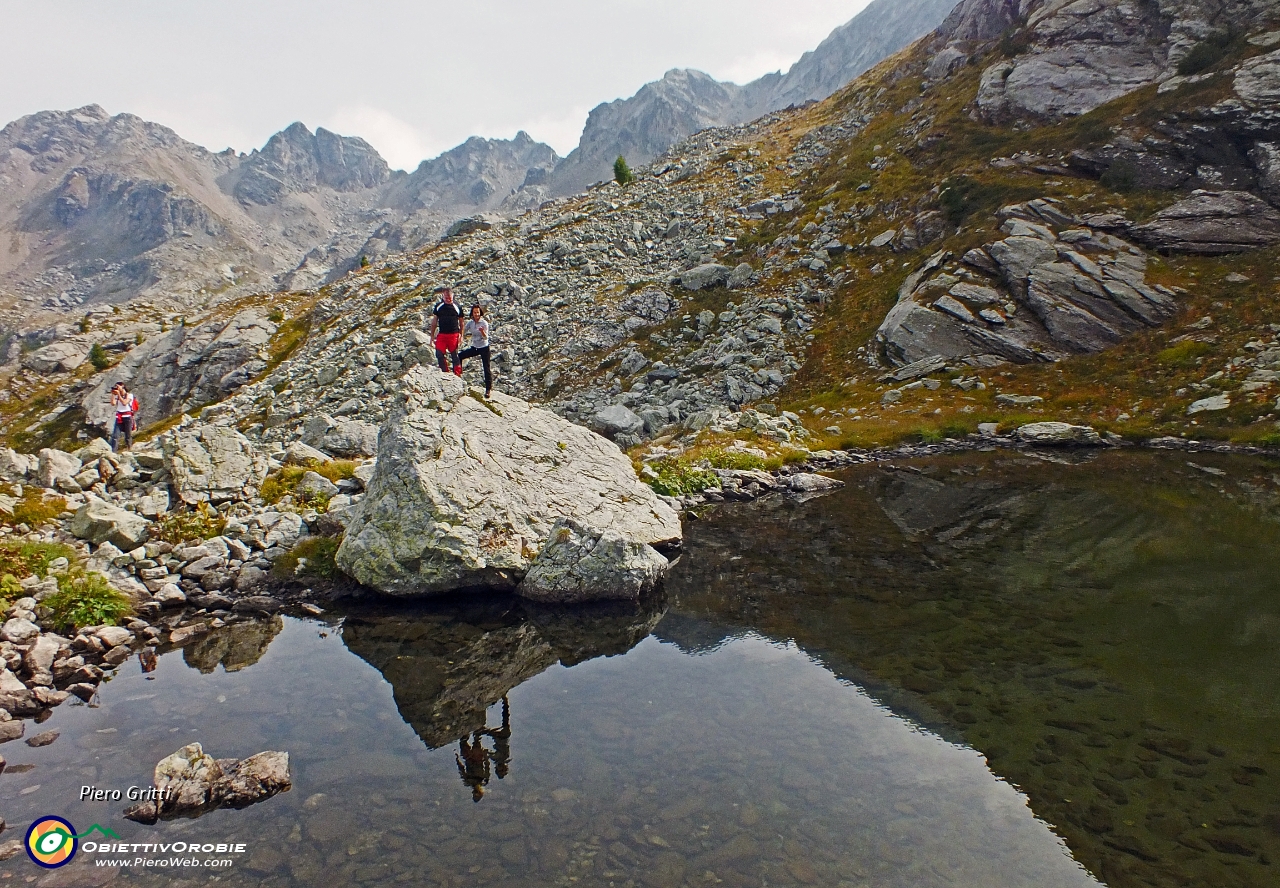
[433,300,465,334]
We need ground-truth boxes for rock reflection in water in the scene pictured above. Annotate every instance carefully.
[181,616,285,674]
[667,451,1280,888]
[341,595,663,762]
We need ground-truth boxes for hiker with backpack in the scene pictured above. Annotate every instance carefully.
[429,287,466,376]
[110,382,138,451]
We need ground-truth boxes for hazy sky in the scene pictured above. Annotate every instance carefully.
[0,0,873,171]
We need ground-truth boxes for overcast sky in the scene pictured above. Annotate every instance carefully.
[0,0,873,171]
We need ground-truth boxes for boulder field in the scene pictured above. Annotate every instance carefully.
[336,368,682,601]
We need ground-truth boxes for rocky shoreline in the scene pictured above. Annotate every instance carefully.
[0,410,1275,737]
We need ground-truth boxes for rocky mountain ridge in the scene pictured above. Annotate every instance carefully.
[0,0,954,342]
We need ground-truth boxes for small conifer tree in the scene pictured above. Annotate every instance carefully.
[88,343,110,371]
[614,155,635,186]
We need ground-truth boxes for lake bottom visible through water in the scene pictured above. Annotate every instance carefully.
[1,449,1277,888]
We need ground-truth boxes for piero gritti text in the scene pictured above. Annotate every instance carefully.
[80,785,175,803]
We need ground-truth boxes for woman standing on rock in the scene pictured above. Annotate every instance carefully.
[457,303,493,398]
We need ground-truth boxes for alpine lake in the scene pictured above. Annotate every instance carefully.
[1,448,1278,888]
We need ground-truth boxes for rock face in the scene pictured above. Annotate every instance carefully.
[123,742,290,823]
[336,368,681,599]
[1131,191,1280,254]
[876,199,1178,366]
[161,426,270,505]
[935,0,1278,123]
[81,310,277,430]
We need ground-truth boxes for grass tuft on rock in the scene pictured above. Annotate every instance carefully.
[152,503,227,544]
[273,536,342,580]
[261,460,356,507]
[4,488,68,528]
[43,570,133,631]
[0,539,75,580]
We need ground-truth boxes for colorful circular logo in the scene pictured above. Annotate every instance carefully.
[25,816,78,868]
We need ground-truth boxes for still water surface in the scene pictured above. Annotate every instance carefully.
[0,450,1276,888]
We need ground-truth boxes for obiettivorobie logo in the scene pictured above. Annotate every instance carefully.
[25,817,120,868]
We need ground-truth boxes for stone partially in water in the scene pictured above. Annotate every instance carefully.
[518,518,670,604]
[124,741,291,823]
[1015,422,1103,446]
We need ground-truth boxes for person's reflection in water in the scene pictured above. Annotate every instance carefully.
[454,696,513,801]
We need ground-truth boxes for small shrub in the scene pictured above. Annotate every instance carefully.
[273,536,342,580]
[999,28,1032,59]
[43,571,133,631]
[79,315,91,333]
[1177,30,1237,76]
[0,540,74,579]
[135,332,144,346]
[1100,160,1139,193]
[360,255,370,268]
[646,459,719,497]
[88,343,110,371]
[614,155,635,186]
[152,502,226,544]
[0,574,23,604]
[267,308,285,323]
[1157,340,1213,368]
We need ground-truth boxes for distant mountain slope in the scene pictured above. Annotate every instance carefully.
[545,0,958,195]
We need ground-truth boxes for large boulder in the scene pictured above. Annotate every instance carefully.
[80,310,277,432]
[69,498,150,549]
[677,263,731,291]
[1015,422,1103,446]
[1130,191,1280,254]
[518,518,670,604]
[876,201,1177,367]
[161,425,270,505]
[36,449,82,489]
[336,368,681,600]
[21,340,90,374]
[590,404,645,441]
[0,449,35,482]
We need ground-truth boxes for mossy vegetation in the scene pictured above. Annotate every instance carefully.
[4,488,69,528]
[273,535,342,580]
[260,460,356,507]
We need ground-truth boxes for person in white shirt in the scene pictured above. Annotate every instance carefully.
[457,304,493,397]
[109,382,138,451]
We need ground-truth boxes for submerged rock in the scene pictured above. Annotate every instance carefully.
[336,367,680,600]
[124,742,290,823]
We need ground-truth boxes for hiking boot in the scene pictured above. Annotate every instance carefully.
[453,366,463,377]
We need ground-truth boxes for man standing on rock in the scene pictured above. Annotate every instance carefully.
[429,286,465,377]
